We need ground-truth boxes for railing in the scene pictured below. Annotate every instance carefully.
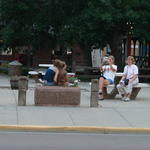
[134,56,150,69]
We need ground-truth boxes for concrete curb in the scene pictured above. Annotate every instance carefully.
[1,125,150,134]
[0,86,11,89]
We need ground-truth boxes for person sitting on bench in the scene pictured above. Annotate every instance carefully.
[117,56,139,102]
[39,59,68,86]
[56,61,68,86]
[98,55,117,100]
[38,59,59,86]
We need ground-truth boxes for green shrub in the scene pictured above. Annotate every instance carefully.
[68,77,80,87]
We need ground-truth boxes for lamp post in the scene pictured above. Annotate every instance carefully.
[126,21,134,56]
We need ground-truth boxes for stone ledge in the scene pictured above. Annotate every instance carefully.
[106,83,150,88]
[34,86,81,106]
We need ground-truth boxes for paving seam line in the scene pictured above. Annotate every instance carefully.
[0,125,150,134]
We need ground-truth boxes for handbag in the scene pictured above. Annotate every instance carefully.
[124,79,129,85]
[124,66,129,85]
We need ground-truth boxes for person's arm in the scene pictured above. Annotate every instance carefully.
[129,65,138,83]
[129,74,138,83]
[64,72,68,86]
[119,66,127,84]
[99,63,103,71]
[54,68,59,83]
[119,74,126,84]
[110,64,117,72]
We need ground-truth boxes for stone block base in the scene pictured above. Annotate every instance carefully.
[34,86,80,106]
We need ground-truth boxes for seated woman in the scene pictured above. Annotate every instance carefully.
[56,61,68,86]
[98,55,117,100]
[39,59,68,86]
[117,56,139,102]
[40,59,60,86]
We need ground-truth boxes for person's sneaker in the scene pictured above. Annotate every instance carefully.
[121,96,126,101]
[38,78,44,83]
[98,92,104,100]
[98,97,104,101]
[124,97,130,102]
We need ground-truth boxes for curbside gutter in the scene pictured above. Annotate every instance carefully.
[1,125,150,134]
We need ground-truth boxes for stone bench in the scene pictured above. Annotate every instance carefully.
[103,83,150,100]
[28,71,39,82]
[34,86,80,106]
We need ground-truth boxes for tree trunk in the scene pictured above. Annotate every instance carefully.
[71,43,92,72]
[27,49,31,67]
[109,35,124,72]
[71,45,77,73]
[79,42,92,66]
[83,46,92,66]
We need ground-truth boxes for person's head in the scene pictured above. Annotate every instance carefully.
[53,59,62,68]
[53,59,66,69]
[108,55,115,65]
[126,56,135,65]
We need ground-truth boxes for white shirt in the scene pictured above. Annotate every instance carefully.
[102,64,117,82]
[48,65,55,71]
[123,64,139,81]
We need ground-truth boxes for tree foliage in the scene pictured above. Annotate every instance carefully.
[62,0,150,49]
[0,0,150,55]
[130,0,150,40]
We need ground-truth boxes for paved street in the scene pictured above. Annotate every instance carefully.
[0,131,150,150]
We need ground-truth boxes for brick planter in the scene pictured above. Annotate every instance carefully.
[34,86,80,106]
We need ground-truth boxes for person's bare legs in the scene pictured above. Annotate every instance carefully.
[98,77,104,99]
[124,82,134,101]
[99,77,109,100]
[99,77,104,92]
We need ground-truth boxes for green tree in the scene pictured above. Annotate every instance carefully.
[62,0,131,66]
[130,0,150,40]
[0,0,63,49]
[62,0,150,67]
[0,0,150,68]
[0,0,35,47]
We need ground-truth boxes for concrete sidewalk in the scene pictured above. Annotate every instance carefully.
[0,74,150,129]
